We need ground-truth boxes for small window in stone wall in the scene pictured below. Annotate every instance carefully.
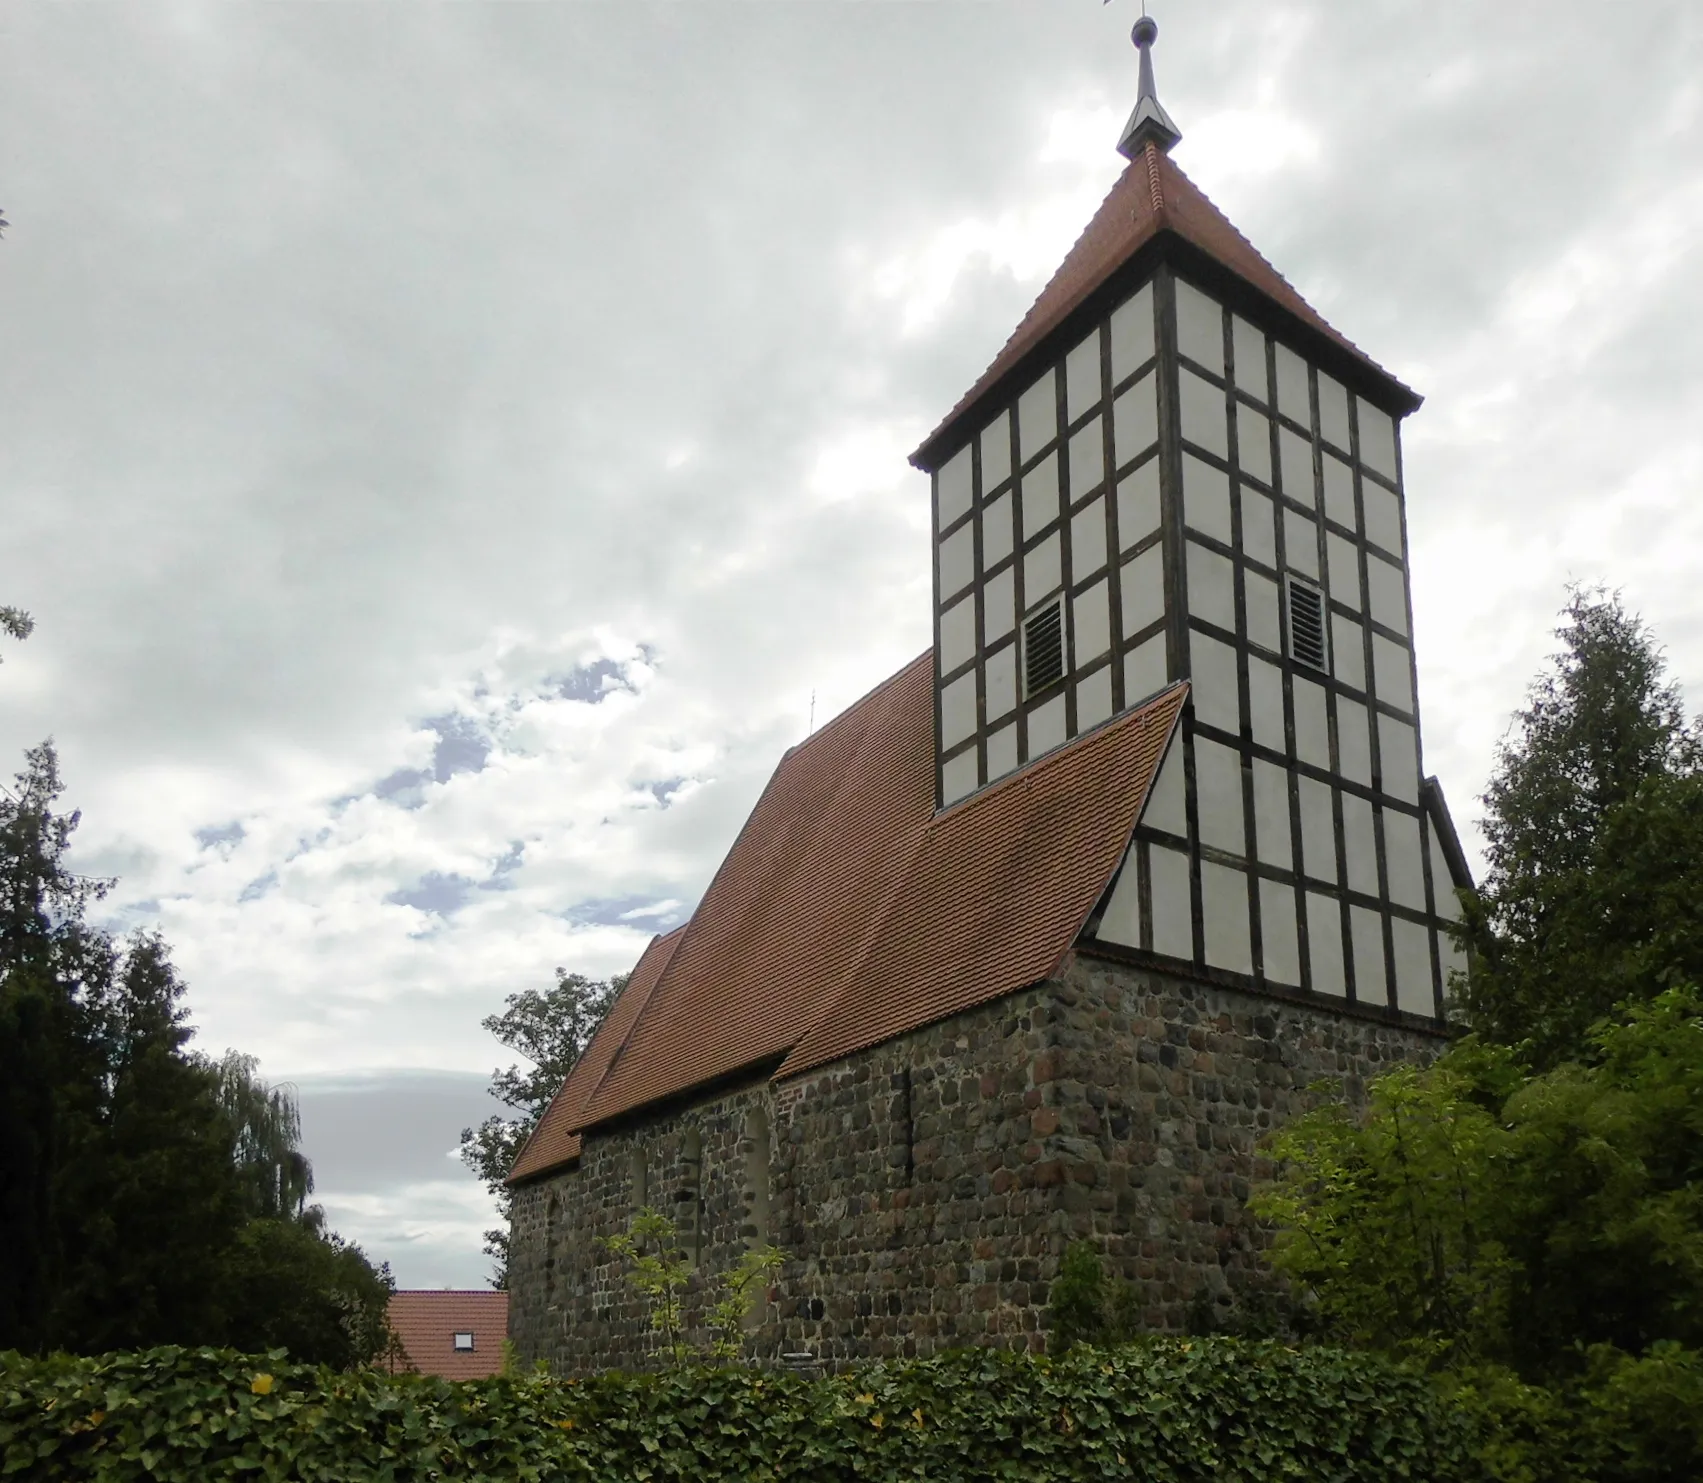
[743,1107,772,1250]
[544,1192,560,1307]
[630,1145,648,1215]
[678,1127,703,1269]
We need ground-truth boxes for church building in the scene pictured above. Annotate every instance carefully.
[506,19,1470,1373]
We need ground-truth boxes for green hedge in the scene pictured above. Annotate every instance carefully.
[1,1339,1484,1482]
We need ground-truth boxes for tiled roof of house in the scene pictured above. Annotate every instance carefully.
[509,656,1185,1182]
[913,140,1418,469]
[387,1290,509,1380]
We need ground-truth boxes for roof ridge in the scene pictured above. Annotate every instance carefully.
[1144,139,1166,217]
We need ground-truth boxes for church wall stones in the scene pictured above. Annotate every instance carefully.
[508,958,1443,1375]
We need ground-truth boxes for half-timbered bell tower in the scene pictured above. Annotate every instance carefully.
[912,18,1468,1020]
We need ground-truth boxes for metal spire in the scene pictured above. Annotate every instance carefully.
[1116,13,1182,158]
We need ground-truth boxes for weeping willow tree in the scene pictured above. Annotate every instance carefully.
[209,1052,315,1221]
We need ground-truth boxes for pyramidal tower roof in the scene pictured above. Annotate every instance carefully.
[913,16,1417,469]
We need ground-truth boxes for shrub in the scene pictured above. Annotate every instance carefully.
[1,1338,1487,1482]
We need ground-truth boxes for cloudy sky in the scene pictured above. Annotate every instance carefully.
[2,2,1699,1288]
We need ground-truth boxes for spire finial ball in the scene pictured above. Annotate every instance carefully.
[1132,15,1158,49]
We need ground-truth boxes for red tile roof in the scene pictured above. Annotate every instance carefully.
[510,656,1185,1177]
[508,926,685,1183]
[913,141,1418,469]
[386,1290,509,1380]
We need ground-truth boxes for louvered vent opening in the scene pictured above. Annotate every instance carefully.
[1287,578,1328,671]
[1023,600,1065,697]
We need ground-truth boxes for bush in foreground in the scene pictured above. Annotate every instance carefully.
[2,1339,1481,1482]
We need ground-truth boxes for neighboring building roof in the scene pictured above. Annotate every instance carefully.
[387,1290,509,1380]
[510,656,1186,1180]
[912,140,1419,470]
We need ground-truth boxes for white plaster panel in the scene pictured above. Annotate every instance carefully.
[1242,488,1277,567]
[1066,331,1101,425]
[1299,776,1337,883]
[1237,403,1272,486]
[1176,280,1225,375]
[1097,851,1140,948]
[940,594,976,673]
[1143,734,1187,836]
[938,444,973,527]
[1190,631,1241,733]
[942,747,979,807]
[983,568,1015,644]
[1233,316,1268,403]
[1367,553,1408,635]
[1187,541,1236,632]
[1018,368,1057,461]
[1021,451,1060,539]
[1150,845,1194,960]
[1248,655,1285,752]
[1384,809,1426,910]
[1342,792,1378,894]
[1025,532,1062,602]
[1260,878,1301,986]
[1202,861,1253,976]
[1337,701,1372,786]
[1278,427,1315,507]
[982,491,1014,573]
[1116,459,1161,552]
[939,522,973,599]
[1071,496,1108,580]
[1351,906,1387,1005]
[941,670,978,748]
[986,643,1017,721]
[1327,533,1361,612]
[1124,636,1168,707]
[987,721,1018,780]
[1294,677,1330,769]
[980,409,1012,492]
[1429,830,1462,922]
[1120,544,1165,638]
[1275,343,1310,428]
[1306,891,1346,996]
[1378,715,1420,803]
[1322,454,1355,530]
[1246,570,1281,653]
[1179,369,1229,459]
[1110,283,1155,384]
[1252,758,1292,866]
[1392,918,1434,1017]
[1113,372,1158,469]
[1332,613,1366,693]
[1373,634,1414,713]
[1195,737,1246,856]
[1069,416,1105,502]
[1072,579,1111,665]
[1284,510,1319,578]
[1364,483,1403,556]
[1028,693,1067,757]
[1075,665,1113,730]
[1318,373,1351,452]
[1358,397,1399,481]
[1184,454,1233,542]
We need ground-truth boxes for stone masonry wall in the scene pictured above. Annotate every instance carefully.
[508,958,1443,1375]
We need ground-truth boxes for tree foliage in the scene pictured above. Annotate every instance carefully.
[0,738,391,1364]
[1461,588,1702,1062]
[459,969,620,1286]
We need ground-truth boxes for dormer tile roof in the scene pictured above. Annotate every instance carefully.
[912,141,1418,470]
[509,658,1185,1184]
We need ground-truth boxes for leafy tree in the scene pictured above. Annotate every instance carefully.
[211,1051,314,1220]
[1461,588,1701,1063]
[1256,989,1703,1379]
[1045,1241,1140,1354]
[459,968,621,1285]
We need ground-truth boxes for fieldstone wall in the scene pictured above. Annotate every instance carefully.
[508,956,1443,1375]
